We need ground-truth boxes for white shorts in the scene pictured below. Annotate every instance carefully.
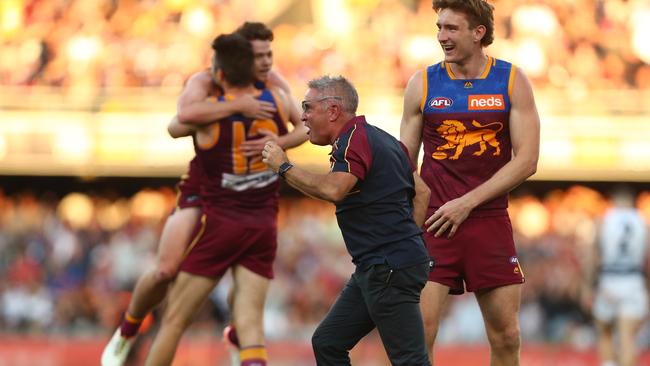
[593,275,649,322]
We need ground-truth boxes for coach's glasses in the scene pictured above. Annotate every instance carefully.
[301,96,342,112]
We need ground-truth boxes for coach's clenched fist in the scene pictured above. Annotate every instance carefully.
[262,141,288,173]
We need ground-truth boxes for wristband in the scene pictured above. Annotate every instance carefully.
[278,162,294,179]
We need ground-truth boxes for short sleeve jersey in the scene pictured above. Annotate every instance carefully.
[330,116,429,269]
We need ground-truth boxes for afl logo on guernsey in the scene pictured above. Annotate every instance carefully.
[429,97,453,109]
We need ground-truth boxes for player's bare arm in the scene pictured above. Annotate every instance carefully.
[240,71,308,155]
[400,70,425,165]
[267,70,310,146]
[262,141,357,202]
[426,66,540,237]
[176,70,276,124]
[412,172,431,227]
[167,115,195,138]
[267,70,291,94]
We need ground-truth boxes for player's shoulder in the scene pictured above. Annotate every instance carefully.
[265,85,289,105]
[410,64,438,79]
[407,62,443,85]
[267,70,291,94]
[187,69,213,83]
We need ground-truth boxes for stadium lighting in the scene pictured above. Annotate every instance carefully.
[316,0,352,36]
[66,35,101,62]
[631,10,650,63]
[0,0,23,37]
[404,35,440,65]
[181,7,214,36]
[0,135,5,160]
[515,40,546,78]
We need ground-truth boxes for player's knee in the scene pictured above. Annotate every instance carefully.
[489,326,520,352]
[153,264,179,283]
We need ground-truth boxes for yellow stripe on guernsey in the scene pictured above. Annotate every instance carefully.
[239,346,268,362]
[197,96,221,149]
[419,67,428,112]
[445,56,493,80]
[342,124,358,173]
[181,213,207,260]
[508,65,517,100]
[173,174,189,211]
[269,89,288,126]
[478,56,494,79]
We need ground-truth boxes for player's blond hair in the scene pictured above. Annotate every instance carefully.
[432,0,495,47]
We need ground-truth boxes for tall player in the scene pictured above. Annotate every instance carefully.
[101,22,307,366]
[590,186,648,366]
[400,1,540,365]
[145,32,292,366]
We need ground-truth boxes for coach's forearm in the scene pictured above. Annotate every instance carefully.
[283,167,346,203]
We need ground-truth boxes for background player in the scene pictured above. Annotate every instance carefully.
[101,22,307,366]
[588,186,649,366]
[400,1,540,364]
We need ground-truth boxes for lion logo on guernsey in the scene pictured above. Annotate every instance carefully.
[432,120,503,160]
[429,97,453,109]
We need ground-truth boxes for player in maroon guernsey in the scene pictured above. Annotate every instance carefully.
[139,33,293,366]
[400,1,540,365]
[101,23,307,366]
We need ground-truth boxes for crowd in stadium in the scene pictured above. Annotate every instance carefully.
[1,0,650,356]
[1,186,649,347]
[1,0,649,91]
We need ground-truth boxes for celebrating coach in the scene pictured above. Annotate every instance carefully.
[262,75,432,366]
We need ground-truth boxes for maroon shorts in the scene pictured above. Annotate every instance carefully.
[175,172,202,210]
[424,213,524,295]
[178,212,277,279]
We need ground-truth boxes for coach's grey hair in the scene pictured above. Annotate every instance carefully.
[307,75,359,114]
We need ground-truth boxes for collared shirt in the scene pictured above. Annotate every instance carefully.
[330,115,429,269]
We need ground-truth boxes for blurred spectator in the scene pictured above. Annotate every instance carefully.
[0,184,648,351]
[1,0,650,352]
[1,0,648,93]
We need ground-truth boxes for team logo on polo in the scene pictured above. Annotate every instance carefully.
[509,256,519,264]
[429,97,453,109]
[468,94,504,110]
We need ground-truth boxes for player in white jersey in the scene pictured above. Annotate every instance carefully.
[590,186,648,366]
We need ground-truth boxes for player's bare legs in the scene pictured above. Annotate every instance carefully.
[618,317,643,366]
[144,272,219,366]
[102,207,202,366]
[475,284,522,366]
[595,320,615,366]
[420,281,450,364]
[231,265,270,363]
[127,207,201,320]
